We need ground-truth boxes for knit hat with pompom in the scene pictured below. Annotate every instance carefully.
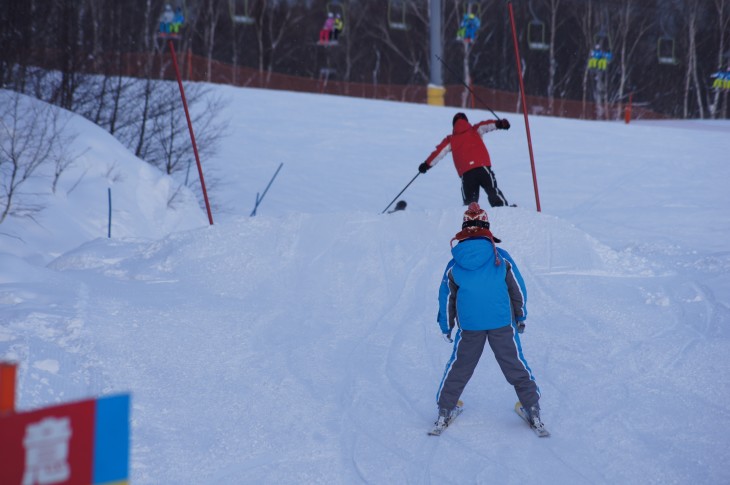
[451,202,501,265]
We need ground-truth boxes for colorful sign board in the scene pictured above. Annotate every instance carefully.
[0,394,130,485]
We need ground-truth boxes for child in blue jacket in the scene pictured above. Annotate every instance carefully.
[434,203,543,431]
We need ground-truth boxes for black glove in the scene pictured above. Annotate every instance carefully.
[495,119,510,130]
[443,330,453,343]
[418,162,430,174]
[517,320,525,334]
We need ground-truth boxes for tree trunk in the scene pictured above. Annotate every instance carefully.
[546,0,561,115]
[709,0,728,118]
[683,5,703,118]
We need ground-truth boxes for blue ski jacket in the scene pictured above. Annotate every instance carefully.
[437,238,527,333]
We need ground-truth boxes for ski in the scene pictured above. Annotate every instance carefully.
[514,401,551,437]
[427,400,463,436]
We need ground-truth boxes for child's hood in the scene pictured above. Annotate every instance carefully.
[451,238,494,270]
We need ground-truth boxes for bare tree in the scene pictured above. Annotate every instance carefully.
[575,0,594,118]
[331,1,371,84]
[683,1,704,118]
[365,0,430,86]
[709,0,729,118]
[545,0,567,114]
[146,83,228,179]
[610,0,651,119]
[261,1,303,84]
[0,91,76,223]
[200,0,224,82]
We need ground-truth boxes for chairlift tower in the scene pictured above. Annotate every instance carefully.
[428,0,444,105]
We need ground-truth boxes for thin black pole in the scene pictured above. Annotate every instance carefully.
[381,173,420,214]
[436,55,500,119]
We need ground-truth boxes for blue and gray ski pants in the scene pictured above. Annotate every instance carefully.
[437,324,540,411]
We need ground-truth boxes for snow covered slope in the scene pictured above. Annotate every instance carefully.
[1,85,729,484]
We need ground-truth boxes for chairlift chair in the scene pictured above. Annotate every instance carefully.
[528,21,549,51]
[657,37,677,65]
[318,67,337,92]
[594,31,611,52]
[588,30,613,71]
[322,1,346,44]
[157,1,186,39]
[465,0,481,16]
[319,67,337,80]
[457,1,482,43]
[388,0,408,30]
[230,0,254,25]
[327,1,346,23]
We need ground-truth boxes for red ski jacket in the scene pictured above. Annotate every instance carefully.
[424,118,498,177]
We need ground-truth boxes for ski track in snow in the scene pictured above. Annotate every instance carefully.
[6,208,726,484]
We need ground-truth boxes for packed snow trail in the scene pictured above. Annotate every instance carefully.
[17,208,718,483]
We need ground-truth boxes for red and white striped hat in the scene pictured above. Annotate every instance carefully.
[451,202,501,264]
[462,202,489,230]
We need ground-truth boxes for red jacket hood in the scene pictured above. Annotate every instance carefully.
[452,118,472,135]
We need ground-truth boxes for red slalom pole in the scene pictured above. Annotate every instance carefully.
[0,362,16,415]
[168,39,214,225]
[507,2,542,212]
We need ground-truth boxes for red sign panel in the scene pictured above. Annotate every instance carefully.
[0,399,95,485]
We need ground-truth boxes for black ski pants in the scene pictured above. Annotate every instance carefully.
[461,166,509,207]
[436,325,540,412]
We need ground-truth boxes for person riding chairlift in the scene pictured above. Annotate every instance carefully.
[319,13,335,45]
[331,13,344,42]
[588,44,612,71]
[458,13,480,44]
[711,66,730,91]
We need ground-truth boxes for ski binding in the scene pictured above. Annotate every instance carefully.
[514,401,550,437]
[428,400,463,436]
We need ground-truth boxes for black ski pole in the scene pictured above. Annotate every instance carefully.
[435,55,500,120]
[381,173,420,214]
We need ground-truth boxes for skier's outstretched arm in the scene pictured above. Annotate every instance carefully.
[420,136,452,173]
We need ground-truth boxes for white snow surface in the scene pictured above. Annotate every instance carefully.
[1,85,729,484]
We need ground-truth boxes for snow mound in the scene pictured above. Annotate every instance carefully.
[0,91,207,264]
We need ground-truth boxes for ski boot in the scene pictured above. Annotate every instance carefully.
[526,405,549,436]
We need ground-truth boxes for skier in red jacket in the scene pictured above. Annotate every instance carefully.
[419,113,511,207]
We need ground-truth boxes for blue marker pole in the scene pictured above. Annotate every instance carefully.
[250,163,283,216]
[107,188,112,238]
